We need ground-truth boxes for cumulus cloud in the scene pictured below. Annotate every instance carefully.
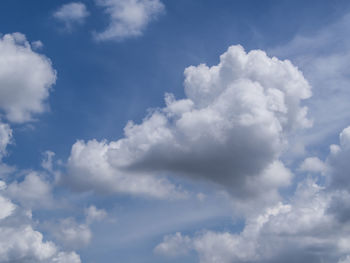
[6,172,53,209]
[299,157,326,174]
[0,31,82,263]
[0,181,81,263]
[48,218,92,249]
[326,126,350,190]
[0,33,56,123]
[94,0,165,41]
[53,2,90,30]
[66,45,310,203]
[154,232,192,257]
[155,178,350,263]
[66,139,186,199]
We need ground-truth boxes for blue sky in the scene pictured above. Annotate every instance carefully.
[1,1,350,263]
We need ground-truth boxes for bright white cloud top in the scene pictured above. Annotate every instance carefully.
[94,0,165,41]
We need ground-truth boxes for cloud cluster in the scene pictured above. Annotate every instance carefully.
[0,32,83,263]
[155,125,350,263]
[155,178,350,263]
[0,33,56,123]
[94,0,165,41]
[66,45,311,203]
[0,180,81,263]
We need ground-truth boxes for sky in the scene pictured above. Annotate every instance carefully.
[1,0,350,262]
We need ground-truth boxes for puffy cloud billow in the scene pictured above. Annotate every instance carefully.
[155,178,350,263]
[66,45,311,202]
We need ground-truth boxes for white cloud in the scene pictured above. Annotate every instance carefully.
[53,2,90,30]
[49,218,92,249]
[326,126,350,190]
[0,33,56,123]
[6,172,53,209]
[52,251,81,263]
[154,232,192,257]
[299,157,326,174]
[85,205,107,224]
[66,45,310,204]
[155,178,350,263]
[0,189,81,263]
[0,31,81,263]
[66,139,187,199]
[0,225,57,262]
[94,0,165,41]
[0,194,15,221]
[0,122,11,159]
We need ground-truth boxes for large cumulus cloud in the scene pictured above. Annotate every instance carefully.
[66,45,311,202]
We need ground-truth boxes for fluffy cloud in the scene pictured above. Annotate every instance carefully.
[0,122,11,159]
[299,157,326,173]
[155,178,350,263]
[0,33,56,123]
[6,172,53,209]
[0,194,15,220]
[66,45,310,203]
[66,139,186,199]
[326,126,350,190]
[49,218,92,249]
[94,0,165,41]
[154,232,192,257]
[0,31,81,263]
[53,2,90,30]
[0,181,81,263]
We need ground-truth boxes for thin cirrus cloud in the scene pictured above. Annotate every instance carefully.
[94,0,165,41]
[53,2,90,31]
[65,45,311,208]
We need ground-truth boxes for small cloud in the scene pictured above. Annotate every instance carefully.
[53,2,90,31]
[31,40,44,50]
[299,157,327,174]
[85,205,107,224]
[94,0,165,41]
